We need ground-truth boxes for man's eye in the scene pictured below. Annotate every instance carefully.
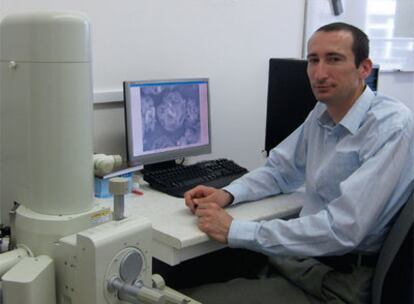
[328,56,342,63]
[307,58,318,64]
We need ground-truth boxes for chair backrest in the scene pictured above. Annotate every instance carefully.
[372,192,414,304]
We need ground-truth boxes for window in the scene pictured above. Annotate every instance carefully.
[304,0,414,71]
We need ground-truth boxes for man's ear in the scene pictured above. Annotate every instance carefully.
[359,58,373,80]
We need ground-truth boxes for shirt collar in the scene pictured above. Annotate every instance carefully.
[317,86,375,135]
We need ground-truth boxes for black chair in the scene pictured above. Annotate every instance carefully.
[372,192,414,304]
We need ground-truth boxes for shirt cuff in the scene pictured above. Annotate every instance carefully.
[223,183,248,205]
[228,219,259,249]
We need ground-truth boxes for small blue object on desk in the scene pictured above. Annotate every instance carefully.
[94,172,133,198]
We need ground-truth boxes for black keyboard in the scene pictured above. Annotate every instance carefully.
[142,158,248,197]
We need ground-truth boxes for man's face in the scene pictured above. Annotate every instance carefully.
[306,30,370,106]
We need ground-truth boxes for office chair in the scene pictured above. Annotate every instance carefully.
[371,192,414,304]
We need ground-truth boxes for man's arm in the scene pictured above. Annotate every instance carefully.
[225,122,309,204]
[228,123,414,256]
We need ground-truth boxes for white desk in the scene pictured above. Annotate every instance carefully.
[96,185,305,266]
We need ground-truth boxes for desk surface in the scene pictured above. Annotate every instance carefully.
[96,184,305,266]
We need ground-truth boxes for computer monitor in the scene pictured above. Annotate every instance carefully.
[123,78,211,169]
[366,64,379,94]
[264,58,317,155]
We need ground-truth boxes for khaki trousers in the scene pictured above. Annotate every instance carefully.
[182,256,374,304]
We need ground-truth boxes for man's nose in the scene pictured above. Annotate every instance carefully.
[313,62,329,81]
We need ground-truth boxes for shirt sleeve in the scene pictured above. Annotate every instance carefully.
[224,122,308,204]
[228,123,414,256]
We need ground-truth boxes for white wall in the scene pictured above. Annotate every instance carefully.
[379,72,414,111]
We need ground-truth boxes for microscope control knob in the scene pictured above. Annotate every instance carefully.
[109,177,129,195]
[135,283,166,304]
[152,274,166,289]
[108,277,165,304]
[109,177,129,220]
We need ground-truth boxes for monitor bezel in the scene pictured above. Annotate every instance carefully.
[123,78,212,166]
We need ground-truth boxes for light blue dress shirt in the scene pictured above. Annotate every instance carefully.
[225,87,414,256]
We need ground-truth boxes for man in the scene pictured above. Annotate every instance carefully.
[183,22,414,303]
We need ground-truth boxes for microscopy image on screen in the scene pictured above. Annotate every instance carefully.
[140,84,201,152]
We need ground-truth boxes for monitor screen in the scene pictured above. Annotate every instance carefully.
[123,78,211,167]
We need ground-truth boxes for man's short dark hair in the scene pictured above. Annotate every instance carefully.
[316,22,369,67]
